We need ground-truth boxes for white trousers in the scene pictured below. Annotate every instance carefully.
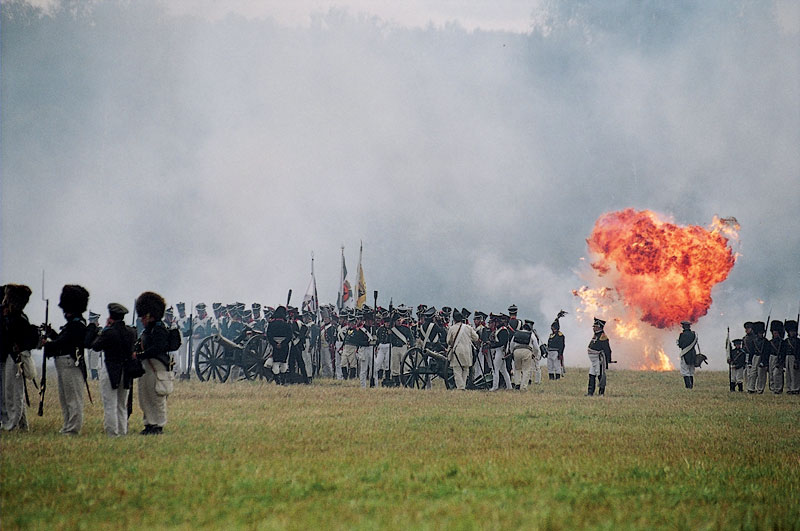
[490,348,512,390]
[335,341,344,379]
[786,355,800,393]
[357,347,372,389]
[769,355,784,393]
[2,358,28,431]
[99,362,128,436]
[138,359,167,428]
[547,349,561,375]
[55,356,85,435]
[680,356,695,377]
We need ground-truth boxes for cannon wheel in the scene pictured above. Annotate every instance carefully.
[400,347,430,388]
[242,335,269,381]
[195,336,231,382]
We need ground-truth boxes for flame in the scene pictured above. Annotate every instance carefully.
[586,209,737,329]
[572,209,739,371]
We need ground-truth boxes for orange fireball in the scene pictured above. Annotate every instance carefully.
[587,209,737,329]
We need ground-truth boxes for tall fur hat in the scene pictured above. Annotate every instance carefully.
[59,284,89,314]
[4,284,32,309]
[135,291,166,321]
[784,320,798,333]
[753,321,766,335]
[770,320,785,337]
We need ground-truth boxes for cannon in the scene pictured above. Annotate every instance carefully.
[194,330,271,382]
[399,347,492,390]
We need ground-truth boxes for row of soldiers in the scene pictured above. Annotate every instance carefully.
[727,319,800,394]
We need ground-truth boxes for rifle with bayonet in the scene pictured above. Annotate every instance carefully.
[37,275,49,417]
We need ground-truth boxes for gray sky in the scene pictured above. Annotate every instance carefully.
[2,0,798,369]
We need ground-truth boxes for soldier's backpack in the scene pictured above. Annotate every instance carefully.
[167,327,182,352]
[513,330,532,345]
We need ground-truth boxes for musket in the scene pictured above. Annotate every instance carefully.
[726,326,731,385]
[37,273,50,417]
[186,302,194,380]
[127,300,137,418]
[371,290,378,387]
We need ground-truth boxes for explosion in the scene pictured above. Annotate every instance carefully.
[573,209,739,371]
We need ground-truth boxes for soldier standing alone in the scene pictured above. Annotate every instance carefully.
[587,318,611,396]
[677,321,698,389]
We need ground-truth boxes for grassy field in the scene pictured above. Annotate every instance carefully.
[2,369,799,530]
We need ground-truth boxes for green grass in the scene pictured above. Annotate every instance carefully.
[2,370,799,530]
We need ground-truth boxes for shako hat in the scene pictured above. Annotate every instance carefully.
[508,304,518,314]
[593,317,606,328]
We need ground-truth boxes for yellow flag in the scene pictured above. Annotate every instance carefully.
[356,243,366,309]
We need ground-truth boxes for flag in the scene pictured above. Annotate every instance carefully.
[338,246,354,310]
[302,254,319,315]
[356,242,366,309]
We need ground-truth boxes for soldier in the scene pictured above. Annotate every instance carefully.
[320,310,337,378]
[587,318,611,396]
[175,302,191,379]
[509,321,535,390]
[388,309,413,387]
[547,313,566,381]
[251,303,266,333]
[767,320,787,394]
[472,311,490,379]
[135,292,171,435]
[374,311,391,386]
[1,284,39,431]
[86,312,102,380]
[336,311,351,379]
[447,309,479,390]
[746,321,768,394]
[488,314,512,391]
[341,313,360,380]
[350,311,373,388]
[784,320,800,395]
[527,320,543,386]
[86,303,136,436]
[677,321,698,389]
[43,285,90,435]
[507,304,520,331]
[728,338,746,392]
[267,306,292,384]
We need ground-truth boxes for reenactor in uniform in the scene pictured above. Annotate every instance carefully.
[320,310,337,378]
[526,320,543,385]
[175,302,191,379]
[506,306,519,378]
[677,321,698,389]
[225,304,245,342]
[211,303,224,336]
[267,306,292,385]
[336,312,351,379]
[301,311,315,382]
[784,320,800,394]
[767,320,787,394]
[388,308,413,387]
[348,311,372,387]
[746,321,768,394]
[374,311,391,386]
[43,285,91,435]
[472,311,491,378]
[488,314,512,391]
[86,302,136,436]
[587,318,611,396]
[509,320,535,390]
[251,303,266,333]
[728,338,746,392]
[547,312,566,380]
[86,312,102,380]
[1,284,39,432]
[447,309,478,390]
[341,313,360,380]
[193,303,213,340]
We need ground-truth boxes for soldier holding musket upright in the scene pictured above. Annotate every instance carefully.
[43,285,90,435]
[746,321,768,394]
[767,320,787,394]
[784,320,800,394]
[488,314,512,391]
[587,318,611,396]
[267,306,292,385]
[728,338,746,392]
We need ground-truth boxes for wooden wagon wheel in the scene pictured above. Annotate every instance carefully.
[242,334,269,381]
[400,347,430,388]
[194,335,231,382]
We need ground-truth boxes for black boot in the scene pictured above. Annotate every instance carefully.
[738,382,743,392]
[151,426,163,435]
[684,376,691,389]
[730,382,736,392]
[341,367,348,380]
[598,386,605,396]
[549,373,555,380]
[140,425,153,435]
[393,376,401,387]
[555,374,561,380]
[349,368,357,380]
[273,373,281,385]
[689,376,694,389]
[586,374,596,396]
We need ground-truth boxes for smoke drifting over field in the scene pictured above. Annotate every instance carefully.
[2,0,798,369]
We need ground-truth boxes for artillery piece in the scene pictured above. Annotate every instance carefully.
[194,329,270,382]
[399,346,492,390]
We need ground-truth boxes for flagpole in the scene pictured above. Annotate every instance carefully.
[338,245,344,312]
